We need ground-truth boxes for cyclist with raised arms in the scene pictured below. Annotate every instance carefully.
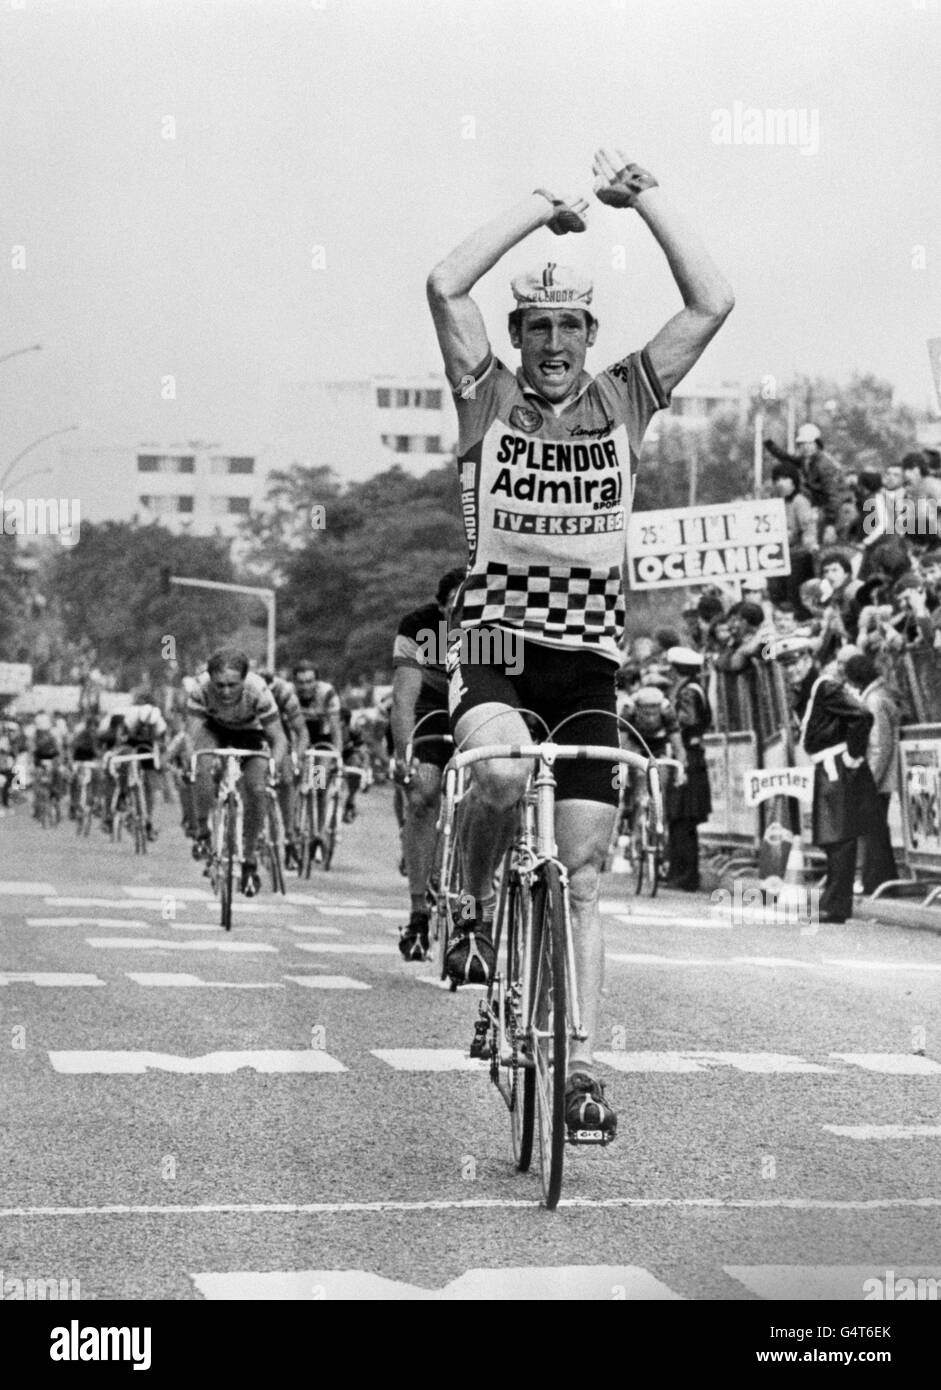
[426,147,733,1138]
[185,648,288,897]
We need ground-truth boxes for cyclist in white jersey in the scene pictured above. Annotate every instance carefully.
[426,147,734,1137]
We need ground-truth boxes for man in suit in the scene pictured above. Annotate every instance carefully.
[842,653,899,894]
[664,646,712,891]
[778,638,877,923]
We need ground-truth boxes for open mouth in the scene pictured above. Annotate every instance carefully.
[539,360,569,383]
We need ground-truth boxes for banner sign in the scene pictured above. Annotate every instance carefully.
[899,736,941,862]
[9,684,82,715]
[743,765,814,807]
[0,662,32,695]
[627,499,790,590]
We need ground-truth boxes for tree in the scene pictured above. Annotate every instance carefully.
[49,522,244,685]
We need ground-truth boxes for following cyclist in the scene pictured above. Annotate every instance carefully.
[391,566,465,960]
[260,669,309,870]
[426,145,733,1138]
[184,648,288,897]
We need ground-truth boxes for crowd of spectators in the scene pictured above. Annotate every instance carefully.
[620,430,941,731]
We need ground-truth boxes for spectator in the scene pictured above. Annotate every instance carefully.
[843,653,899,894]
[715,601,774,673]
[765,426,846,545]
[664,647,712,892]
[767,461,817,617]
[902,451,941,506]
[857,470,890,572]
[819,550,864,643]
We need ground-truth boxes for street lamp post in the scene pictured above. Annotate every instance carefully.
[0,425,79,491]
[0,344,42,368]
[167,576,276,670]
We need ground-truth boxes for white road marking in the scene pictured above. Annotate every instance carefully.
[284,975,371,990]
[26,918,150,929]
[596,1051,835,1074]
[48,1050,347,1074]
[824,1125,941,1140]
[372,1049,484,1072]
[84,937,276,953]
[0,973,105,987]
[6,1197,941,1218]
[191,1265,682,1301]
[609,912,731,930]
[607,954,816,968]
[725,1265,941,1301]
[293,943,392,955]
[314,907,402,919]
[824,958,941,973]
[120,886,213,901]
[126,973,282,989]
[0,882,56,895]
[45,897,173,910]
[284,925,344,936]
[830,1053,941,1075]
[415,975,486,991]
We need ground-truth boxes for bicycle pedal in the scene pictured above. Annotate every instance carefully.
[567,1128,612,1146]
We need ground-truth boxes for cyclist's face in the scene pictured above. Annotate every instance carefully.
[295,672,317,699]
[211,667,244,705]
[511,309,596,403]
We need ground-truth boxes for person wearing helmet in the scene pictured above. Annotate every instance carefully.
[765,424,846,546]
[427,145,733,1139]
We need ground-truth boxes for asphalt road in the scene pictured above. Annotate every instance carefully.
[2,784,941,1303]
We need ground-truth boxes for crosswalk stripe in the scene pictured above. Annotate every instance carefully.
[0,973,105,987]
[284,974,371,990]
[294,943,392,955]
[595,1051,836,1074]
[26,918,150,929]
[120,886,213,901]
[824,1124,941,1139]
[84,937,276,953]
[312,906,402,919]
[191,1265,683,1300]
[0,882,56,895]
[284,925,343,936]
[724,1265,941,1300]
[609,912,731,930]
[45,897,173,910]
[606,954,816,968]
[415,975,486,991]
[371,1049,484,1072]
[824,959,941,973]
[48,1050,347,1074]
[830,1053,941,1074]
[125,973,282,989]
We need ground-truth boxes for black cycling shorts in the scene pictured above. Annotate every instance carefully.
[411,704,451,770]
[448,628,619,806]
[203,719,270,754]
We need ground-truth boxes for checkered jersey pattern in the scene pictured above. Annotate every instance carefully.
[460,563,624,646]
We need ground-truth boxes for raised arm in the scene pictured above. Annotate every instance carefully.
[426,191,588,387]
[593,148,734,395]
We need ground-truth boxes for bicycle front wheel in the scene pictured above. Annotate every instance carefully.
[132,785,147,855]
[529,860,567,1210]
[220,795,237,931]
[321,782,340,871]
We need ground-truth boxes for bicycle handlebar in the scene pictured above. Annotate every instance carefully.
[189,747,272,777]
[451,743,657,771]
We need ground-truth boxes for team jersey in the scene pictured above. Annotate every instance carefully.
[296,680,340,741]
[187,671,280,731]
[266,677,305,738]
[392,602,448,709]
[453,348,670,664]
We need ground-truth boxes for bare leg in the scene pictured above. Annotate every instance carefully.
[405,763,442,913]
[554,800,617,1073]
[453,703,532,914]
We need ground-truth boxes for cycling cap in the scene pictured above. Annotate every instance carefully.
[511,264,593,312]
[665,646,703,669]
[796,423,821,444]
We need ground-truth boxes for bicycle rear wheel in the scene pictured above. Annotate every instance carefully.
[266,796,287,895]
[436,810,463,981]
[529,860,567,1210]
[220,795,237,931]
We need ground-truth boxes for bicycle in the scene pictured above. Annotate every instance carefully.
[32,762,62,829]
[72,760,104,838]
[107,752,153,855]
[294,745,342,874]
[447,731,662,1209]
[606,753,680,896]
[257,770,288,897]
[192,747,279,930]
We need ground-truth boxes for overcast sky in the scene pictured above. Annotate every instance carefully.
[1,0,938,492]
